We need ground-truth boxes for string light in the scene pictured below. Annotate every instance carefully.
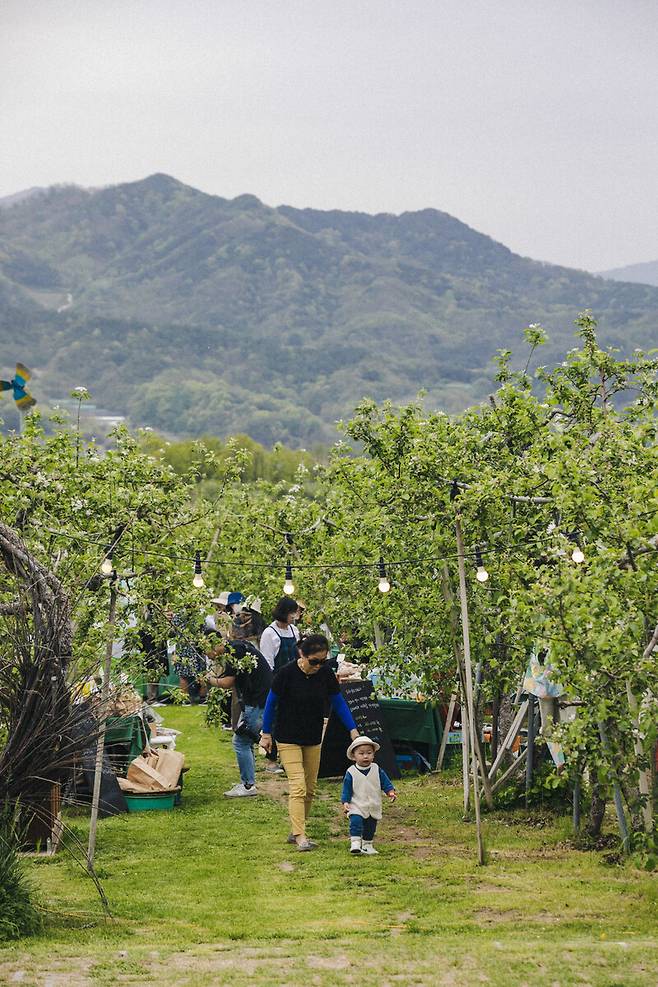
[283,562,295,595]
[42,506,651,575]
[570,533,585,564]
[193,550,205,588]
[100,544,114,576]
[378,558,391,594]
[475,548,489,583]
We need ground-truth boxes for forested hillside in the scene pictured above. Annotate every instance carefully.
[1,173,657,445]
[599,259,658,287]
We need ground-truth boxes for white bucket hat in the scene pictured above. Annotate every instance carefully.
[346,735,380,760]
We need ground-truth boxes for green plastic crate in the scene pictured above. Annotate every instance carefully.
[124,790,177,812]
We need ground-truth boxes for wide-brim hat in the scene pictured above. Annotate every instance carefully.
[244,595,262,614]
[346,735,380,760]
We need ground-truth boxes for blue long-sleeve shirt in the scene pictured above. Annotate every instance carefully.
[341,764,395,803]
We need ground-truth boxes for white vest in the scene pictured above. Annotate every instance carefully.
[347,764,383,820]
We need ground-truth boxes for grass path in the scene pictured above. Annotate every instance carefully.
[1,707,656,986]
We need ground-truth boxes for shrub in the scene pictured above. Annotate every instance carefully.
[0,812,42,941]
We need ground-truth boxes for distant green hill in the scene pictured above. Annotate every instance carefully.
[1,173,657,445]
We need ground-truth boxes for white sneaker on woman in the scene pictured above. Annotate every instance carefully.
[224,783,258,797]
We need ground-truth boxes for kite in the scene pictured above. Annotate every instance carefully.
[0,363,37,410]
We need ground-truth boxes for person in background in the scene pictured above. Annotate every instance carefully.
[211,594,235,641]
[242,596,265,641]
[171,612,208,704]
[212,592,246,640]
[258,597,300,773]
[211,592,246,727]
[259,597,300,671]
[138,606,169,702]
[260,634,359,851]
[207,610,272,798]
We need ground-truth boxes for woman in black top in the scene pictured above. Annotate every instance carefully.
[261,634,358,851]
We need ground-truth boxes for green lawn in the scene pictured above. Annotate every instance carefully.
[1,707,656,986]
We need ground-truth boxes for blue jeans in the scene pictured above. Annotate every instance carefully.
[349,814,378,840]
[232,705,264,786]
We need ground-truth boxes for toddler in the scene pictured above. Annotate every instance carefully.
[341,736,397,855]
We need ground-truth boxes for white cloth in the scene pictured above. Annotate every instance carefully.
[346,764,383,820]
[258,622,299,670]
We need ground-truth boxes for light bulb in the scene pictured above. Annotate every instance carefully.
[193,549,204,587]
[378,577,391,594]
[475,549,489,582]
[100,558,113,576]
[571,547,585,564]
[283,562,294,595]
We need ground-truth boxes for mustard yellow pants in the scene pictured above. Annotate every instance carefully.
[277,742,322,838]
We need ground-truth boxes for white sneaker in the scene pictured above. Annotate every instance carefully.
[224,783,258,797]
[361,841,378,855]
[350,837,362,854]
[265,763,285,774]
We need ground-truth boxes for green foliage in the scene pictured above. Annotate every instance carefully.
[1,312,656,845]
[0,812,42,941]
[0,410,244,683]
[138,431,323,485]
[204,687,230,728]
[167,687,191,706]
[3,176,658,445]
[200,314,657,836]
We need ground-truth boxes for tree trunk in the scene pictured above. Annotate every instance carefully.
[587,781,607,838]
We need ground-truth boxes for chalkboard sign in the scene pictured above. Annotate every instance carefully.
[319,679,400,779]
[79,741,128,817]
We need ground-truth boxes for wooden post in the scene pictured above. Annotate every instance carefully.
[573,774,581,834]
[454,513,486,865]
[440,564,494,809]
[597,719,630,854]
[487,700,529,783]
[525,694,536,808]
[491,690,501,761]
[460,686,471,815]
[436,690,457,771]
[87,578,118,871]
[491,747,527,795]
[626,679,654,833]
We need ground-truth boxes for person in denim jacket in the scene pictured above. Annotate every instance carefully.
[207,611,272,797]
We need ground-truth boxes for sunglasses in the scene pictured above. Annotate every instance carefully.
[306,656,327,667]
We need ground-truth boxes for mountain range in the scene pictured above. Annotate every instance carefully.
[1,173,657,445]
[598,260,658,288]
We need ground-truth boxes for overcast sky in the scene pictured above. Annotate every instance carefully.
[2,0,656,271]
